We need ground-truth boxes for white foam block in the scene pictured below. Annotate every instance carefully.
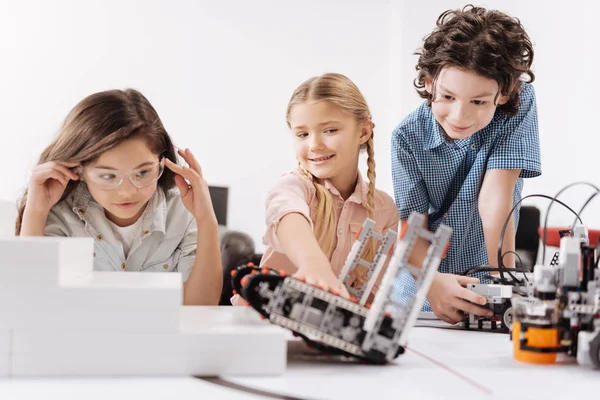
[178,306,287,376]
[0,237,93,287]
[0,330,9,377]
[0,308,179,332]
[12,307,286,376]
[0,272,182,314]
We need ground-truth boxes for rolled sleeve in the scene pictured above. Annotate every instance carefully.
[391,130,429,220]
[175,217,197,283]
[263,172,313,252]
[487,83,542,179]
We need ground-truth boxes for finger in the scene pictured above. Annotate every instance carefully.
[292,271,306,281]
[181,148,204,178]
[177,148,194,168]
[164,160,199,187]
[164,158,200,184]
[45,171,70,190]
[454,298,493,317]
[456,275,480,286]
[174,175,191,197]
[338,284,350,298]
[445,308,465,324]
[35,164,78,181]
[458,286,488,306]
[438,312,460,325]
[53,161,80,168]
[52,164,79,181]
[33,169,68,185]
[304,276,317,286]
[176,148,187,162]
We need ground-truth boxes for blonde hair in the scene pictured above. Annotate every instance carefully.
[286,73,377,263]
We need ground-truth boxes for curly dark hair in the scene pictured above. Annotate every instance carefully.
[414,4,534,116]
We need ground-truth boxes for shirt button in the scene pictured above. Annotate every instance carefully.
[338,229,343,234]
[471,144,476,150]
[96,235,103,241]
[163,264,169,270]
[443,212,449,218]
[337,202,343,207]
[121,263,126,270]
[143,230,150,235]
[93,252,96,257]
[78,209,84,215]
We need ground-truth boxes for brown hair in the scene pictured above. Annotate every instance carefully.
[414,4,534,115]
[16,89,177,234]
[286,73,377,262]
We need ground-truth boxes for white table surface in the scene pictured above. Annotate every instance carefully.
[0,325,598,400]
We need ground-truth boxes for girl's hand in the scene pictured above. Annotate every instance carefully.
[26,161,80,214]
[164,148,217,225]
[294,258,351,298]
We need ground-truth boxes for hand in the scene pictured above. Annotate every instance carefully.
[164,148,217,225]
[294,258,350,299]
[26,161,80,214]
[230,293,249,307]
[427,272,493,324]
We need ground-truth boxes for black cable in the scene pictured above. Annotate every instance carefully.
[501,250,524,271]
[497,194,583,283]
[569,190,599,233]
[462,264,530,289]
[462,265,529,277]
[500,251,527,283]
[541,182,598,265]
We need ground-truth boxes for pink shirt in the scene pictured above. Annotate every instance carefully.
[260,168,400,292]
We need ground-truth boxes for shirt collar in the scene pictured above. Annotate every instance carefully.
[423,112,445,150]
[423,107,499,150]
[322,171,368,206]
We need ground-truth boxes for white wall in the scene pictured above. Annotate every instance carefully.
[2,0,598,253]
[395,0,600,232]
[0,0,393,250]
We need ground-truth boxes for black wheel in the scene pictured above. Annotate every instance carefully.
[242,272,285,318]
[230,264,260,296]
[364,348,388,365]
[501,305,513,333]
[589,330,600,369]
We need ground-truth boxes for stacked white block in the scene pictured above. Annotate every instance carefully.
[0,237,286,376]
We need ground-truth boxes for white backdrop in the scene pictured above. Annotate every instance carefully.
[0,0,392,249]
[1,0,598,251]
[395,0,600,235]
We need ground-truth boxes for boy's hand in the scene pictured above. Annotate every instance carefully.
[427,272,493,324]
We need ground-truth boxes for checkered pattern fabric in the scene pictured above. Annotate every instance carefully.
[391,83,541,311]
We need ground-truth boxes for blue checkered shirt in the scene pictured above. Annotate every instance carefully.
[391,83,541,311]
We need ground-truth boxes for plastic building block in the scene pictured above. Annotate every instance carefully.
[233,212,451,364]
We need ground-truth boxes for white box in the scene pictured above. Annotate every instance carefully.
[0,330,9,377]
[0,272,182,314]
[11,307,286,376]
[0,309,179,332]
[0,237,93,287]
[178,306,287,376]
